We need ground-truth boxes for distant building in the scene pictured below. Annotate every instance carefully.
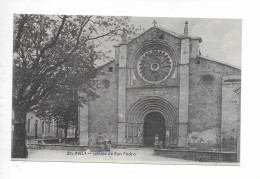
[26,112,76,140]
[79,21,241,152]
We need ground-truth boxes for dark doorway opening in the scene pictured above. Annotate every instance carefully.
[35,120,38,139]
[143,112,166,147]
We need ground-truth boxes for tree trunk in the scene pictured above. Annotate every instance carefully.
[12,107,28,158]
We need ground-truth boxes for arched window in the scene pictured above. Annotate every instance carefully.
[42,121,45,133]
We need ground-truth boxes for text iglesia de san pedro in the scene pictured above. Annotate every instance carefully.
[26,21,241,161]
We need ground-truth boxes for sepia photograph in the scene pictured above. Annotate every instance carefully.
[11,14,241,165]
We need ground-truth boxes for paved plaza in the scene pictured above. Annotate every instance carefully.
[26,148,199,164]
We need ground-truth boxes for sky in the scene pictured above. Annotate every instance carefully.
[98,17,242,68]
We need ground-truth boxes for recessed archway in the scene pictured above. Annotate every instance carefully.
[126,96,179,146]
[127,96,178,124]
[143,112,166,147]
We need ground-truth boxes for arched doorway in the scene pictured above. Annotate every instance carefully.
[143,112,166,147]
[126,96,179,146]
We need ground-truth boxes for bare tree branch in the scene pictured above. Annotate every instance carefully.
[39,15,68,56]
[13,14,33,53]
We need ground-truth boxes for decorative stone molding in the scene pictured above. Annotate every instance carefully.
[127,96,178,124]
[132,40,179,85]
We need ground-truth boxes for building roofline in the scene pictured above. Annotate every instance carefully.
[156,26,202,42]
[128,26,202,44]
[198,55,241,70]
[95,60,115,69]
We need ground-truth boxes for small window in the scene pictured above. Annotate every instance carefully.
[159,34,164,40]
[108,67,113,72]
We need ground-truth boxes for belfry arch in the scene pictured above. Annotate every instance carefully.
[126,96,179,147]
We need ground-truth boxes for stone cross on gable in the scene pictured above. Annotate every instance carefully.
[153,20,157,27]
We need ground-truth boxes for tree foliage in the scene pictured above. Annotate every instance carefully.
[12,14,139,158]
[13,15,137,112]
[35,53,99,140]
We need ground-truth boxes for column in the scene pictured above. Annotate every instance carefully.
[117,43,127,144]
[178,38,190,146]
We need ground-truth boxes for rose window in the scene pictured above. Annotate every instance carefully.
[137,50,173,84]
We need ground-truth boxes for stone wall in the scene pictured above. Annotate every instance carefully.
[189,39,200,59]
[86,62,118,145]
[26,112,58,139]
[154,148,238,163]
[221,76,241,152]
[125,28,182,118]
[126,27,181,88]
[188,57,241,150]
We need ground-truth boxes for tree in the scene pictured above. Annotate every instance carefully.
[12,14,139,158]
[36,54,99,142]
[36,92,80,142]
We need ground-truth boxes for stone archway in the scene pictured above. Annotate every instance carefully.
[143,112,166,147]
[126,96,179,146]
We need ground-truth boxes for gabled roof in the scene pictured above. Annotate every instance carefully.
[156,26,185,38]
[198,55,241,70]
[129,26,202,43]
[95,60,115,69]
[156,26,202,42]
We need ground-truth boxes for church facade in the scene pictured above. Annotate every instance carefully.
[79,22,241,152]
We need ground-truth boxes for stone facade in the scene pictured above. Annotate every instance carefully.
[221,76,241,152]
[188,57,241,151]
[80,61,118,146]
[79,23,241,152]
[26,112,60,139]
[26,112,75,140]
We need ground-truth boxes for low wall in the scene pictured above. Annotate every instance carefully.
[28,137,79,145]
[116,143,143,148]
[154,149,237,162]
[27,144,88,151]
